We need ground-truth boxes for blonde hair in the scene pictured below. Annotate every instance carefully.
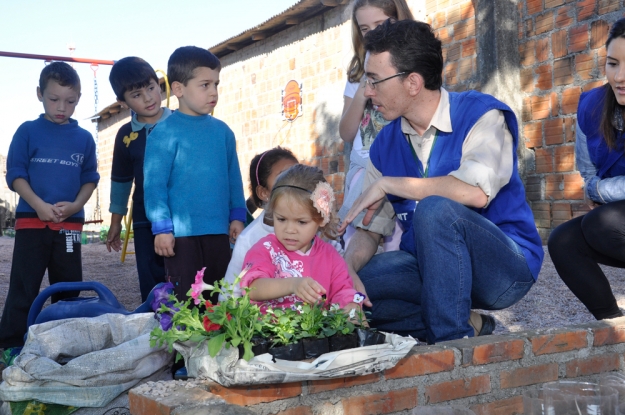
[348,0,414,83]
[267,164,339,240]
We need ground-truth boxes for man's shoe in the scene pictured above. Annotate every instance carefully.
[469,311,496,336]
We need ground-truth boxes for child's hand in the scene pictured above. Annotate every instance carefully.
[343,302,368,327]
[229,220,244,244]
[54,201,79,222]
[35,202,61,223]
[106,222,123,252]
[291,277,326,304]
[155,233,175,257]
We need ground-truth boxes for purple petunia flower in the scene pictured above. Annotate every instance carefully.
[158,312,174,331]
[151,282,175,311]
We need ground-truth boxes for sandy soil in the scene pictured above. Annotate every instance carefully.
[0,235,624,332]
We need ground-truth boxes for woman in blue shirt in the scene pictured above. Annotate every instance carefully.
[548,18,625,320]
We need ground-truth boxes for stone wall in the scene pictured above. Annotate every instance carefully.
[129,317,625,414]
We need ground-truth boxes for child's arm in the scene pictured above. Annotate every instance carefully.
[249,277,326,304]
[339,79,368,143]
[106,213,124,252]
[229,220,244,243]
[54,182,96,221]
[224,127,247,241]
[12,178,60,222]
[155,233,175,257]
[108,127,135,252]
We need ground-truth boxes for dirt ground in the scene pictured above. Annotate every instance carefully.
[0,235,624,332]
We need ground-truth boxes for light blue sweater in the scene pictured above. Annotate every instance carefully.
[143,111,246,237]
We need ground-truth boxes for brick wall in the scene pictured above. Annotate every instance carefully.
[129,317,625,414]
[516,1,624,241]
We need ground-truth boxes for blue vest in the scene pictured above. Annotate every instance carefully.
[369,91,543,280]
[578,86,625,179]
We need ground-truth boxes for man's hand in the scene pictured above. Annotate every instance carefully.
[291,277,326,304]
[349,265,373,307]
[339,178,388,232]
[343,302,369,327]
[106,221,123,252]
[229,220,244,244]
[155,233,175,257]
[54,201,79,222]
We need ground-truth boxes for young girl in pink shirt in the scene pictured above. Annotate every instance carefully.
[240,165,363,314]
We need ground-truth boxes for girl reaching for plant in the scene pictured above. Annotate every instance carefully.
[223,147,298,297]
[338,0,413,251]
[240,164,364,314]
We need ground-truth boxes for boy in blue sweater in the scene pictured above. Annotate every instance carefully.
[144,46,246,301]
[1,62,99,351]
[106,57,171,302]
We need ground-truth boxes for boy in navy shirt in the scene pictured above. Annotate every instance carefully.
[1,62,99,352]
[144,46,246,301]
[106,57,171,301]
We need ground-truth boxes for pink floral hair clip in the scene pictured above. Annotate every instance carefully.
[311,182,335,227]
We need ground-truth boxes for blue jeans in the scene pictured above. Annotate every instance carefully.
[359,196,535,343]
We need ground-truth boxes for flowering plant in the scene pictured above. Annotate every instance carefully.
[149,266,264,361]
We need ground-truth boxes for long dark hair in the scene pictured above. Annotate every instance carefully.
[601,18,625,149]
[347,0,414,83]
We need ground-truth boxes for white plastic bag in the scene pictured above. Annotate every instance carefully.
[0,313,172,407]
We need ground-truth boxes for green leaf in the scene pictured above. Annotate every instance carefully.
[207,333,226,357]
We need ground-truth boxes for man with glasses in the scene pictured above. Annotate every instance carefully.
[339,19,543,344]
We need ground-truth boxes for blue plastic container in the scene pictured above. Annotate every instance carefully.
[27,281,163,329]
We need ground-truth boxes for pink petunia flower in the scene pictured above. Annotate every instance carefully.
[190,267,213,305]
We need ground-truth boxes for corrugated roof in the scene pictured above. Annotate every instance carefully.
[209,0,349,57]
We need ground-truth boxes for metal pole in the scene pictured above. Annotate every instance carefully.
[0,51,114,65]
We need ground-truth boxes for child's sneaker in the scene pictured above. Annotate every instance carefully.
[1,347,22,367]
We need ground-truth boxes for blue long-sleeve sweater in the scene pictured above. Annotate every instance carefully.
[143,111,246,237]
[6,115,100,221]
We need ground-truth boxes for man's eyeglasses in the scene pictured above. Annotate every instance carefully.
[364,72,406,90]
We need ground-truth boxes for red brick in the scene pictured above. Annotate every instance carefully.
[309,373,380,394]
[446,61,459,85]
[572,202,592,218]
[535,148,553,173]
[437,27,451,43]
[555,145,575,172]
[569,24,589,54]
[129,387,222,415]
[554,57,573,86]
[545,0,564,8]
[575,52,595,80]
[565,117,576,142]
[519,41,536,66]
[425,375,491,404]
[462,38,476,57]
[535,64,552,90]
[552,202,573,221]
[561,86,581,115]
[447,5,462,25]
[536,37,549,62]
[535,11,555,35]
[598,46,607,77]
[552,30,568,59]
[472,339,525,365]
[531,329,587,355]
[275,407,313,415]
[460,1,475,19]
[527,0,543,15]
[458,58,474,82]
[591,20,609,50]
[566,353,620,378]
[527,177,543,202]
[522,97,532,122]
[544,118,563,145]
[431,11,447,29]
[525,18,535,37]
[524,121,543,148]
[599,0,621,14]
[521,68,534,93]
[545,174,564,200]
[454,18,475,41]
[385,347,455,379]
[342,388,418,415]
[208,382,302,406]
[564,173,584,199]
[577,0,596,21]
[447,43,461,62]
[531,95,551,120]
[551,92,560,117]
[471,396,524,415]
[583,80,606,92]
[500,363,559,389]
[555,5,574,28]
[533,202,551,228]
[593,321,625,346]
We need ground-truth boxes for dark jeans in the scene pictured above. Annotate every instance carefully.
[359,196,535,344]
[165,234,231,304]
[133,226,166,302]
[0,227,83,348]
[548,200,625,320]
